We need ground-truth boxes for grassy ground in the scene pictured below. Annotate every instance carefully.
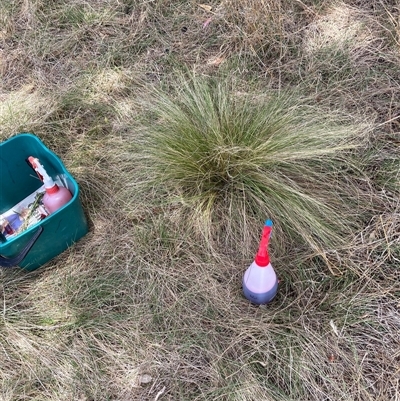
[0,1,399,400]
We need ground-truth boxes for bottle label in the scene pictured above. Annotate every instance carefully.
[0,187,49,239]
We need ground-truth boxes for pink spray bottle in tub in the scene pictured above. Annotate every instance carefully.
[28,156,72,214]
[243,219,278,304]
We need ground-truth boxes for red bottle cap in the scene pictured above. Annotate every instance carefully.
[255,252,270,267]
[45,184,59,194]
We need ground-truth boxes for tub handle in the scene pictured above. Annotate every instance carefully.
[0,226,43,268]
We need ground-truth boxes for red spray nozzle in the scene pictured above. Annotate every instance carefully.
[28,156,43,181]
[255,220,273,267]
[27,156,56,190]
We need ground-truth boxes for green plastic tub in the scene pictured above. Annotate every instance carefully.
[0,133,88,271]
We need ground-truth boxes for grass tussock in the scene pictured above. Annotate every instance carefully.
[139,75,372,254]
[0,0,399,400]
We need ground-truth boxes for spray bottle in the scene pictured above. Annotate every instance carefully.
[242,220,278,304]
[28,156,72,214]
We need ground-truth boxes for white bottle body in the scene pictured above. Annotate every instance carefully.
[243,261,278,304]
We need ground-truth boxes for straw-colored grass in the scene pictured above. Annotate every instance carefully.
[0,0,399,400]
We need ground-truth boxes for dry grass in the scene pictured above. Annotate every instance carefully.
[0,0,399,400]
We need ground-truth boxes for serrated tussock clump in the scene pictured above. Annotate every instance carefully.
[140,76,371,254]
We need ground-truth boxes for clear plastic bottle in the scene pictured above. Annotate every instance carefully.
[28,157,72,214]
[242,220,278,304]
